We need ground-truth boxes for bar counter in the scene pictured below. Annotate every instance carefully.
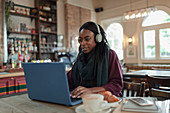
[0,71,24,78]
[0,67,71,96]
[0,71,26,96]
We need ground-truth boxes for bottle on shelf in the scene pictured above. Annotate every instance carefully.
[21,41,25,52]
[18,40,21,51]
[11,60,15,68]
[14,38,18,52]
[26,9,30,15]
[28,42,33,52]
[11,49,15,68]
[24,50,30,63]
[18,50,23,68]
[33,44,37,52]
[24,40,28,52]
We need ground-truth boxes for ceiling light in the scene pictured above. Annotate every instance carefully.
[123,0,157,21]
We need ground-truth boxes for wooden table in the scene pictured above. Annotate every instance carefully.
[112,101,169,113]
[0,93,79,113]
[0,93,169,113]
[123,70,170,78]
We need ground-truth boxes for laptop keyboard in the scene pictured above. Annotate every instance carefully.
[71,97,82,102]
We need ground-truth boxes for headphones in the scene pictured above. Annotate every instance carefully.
[93,22,102,43]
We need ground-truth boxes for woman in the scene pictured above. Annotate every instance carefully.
[67,21,123,98]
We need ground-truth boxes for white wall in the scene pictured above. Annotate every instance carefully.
[95,0,170,22]
[67,0,94,10]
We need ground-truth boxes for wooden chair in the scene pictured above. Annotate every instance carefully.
[145,75,170,100]
[122,81,145,97]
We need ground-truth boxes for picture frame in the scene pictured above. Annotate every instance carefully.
[126,45,136,58]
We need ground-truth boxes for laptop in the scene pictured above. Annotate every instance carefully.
[23,62,82,106]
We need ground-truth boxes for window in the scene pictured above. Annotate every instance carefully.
[143,30,155,58]
[141,10,170,61]
[159,28,170,57]
[106,23,123,60]
[142,10,170,27]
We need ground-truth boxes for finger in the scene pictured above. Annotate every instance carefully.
[74,86,82,94]
[71,86,80,94]
[77,89,90,98]
[74,88,84,97]
[72,87,85,98]
[71,86,82,97]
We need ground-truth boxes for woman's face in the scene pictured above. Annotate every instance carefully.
[78,29,96,54]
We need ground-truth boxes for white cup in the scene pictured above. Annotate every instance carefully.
[82,94,109,113]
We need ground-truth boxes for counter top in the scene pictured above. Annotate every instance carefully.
[0,66,70,79]
[0,72,24,78]
[0,69,5,72]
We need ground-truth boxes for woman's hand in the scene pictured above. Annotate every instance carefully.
[70,86,105,98]
[70,86,93,98]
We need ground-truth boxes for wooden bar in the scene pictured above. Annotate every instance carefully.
[0,72,26,96]
[0,72,24,78]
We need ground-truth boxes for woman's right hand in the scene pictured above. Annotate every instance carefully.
[70,86,105,98]
[70,86,93,98]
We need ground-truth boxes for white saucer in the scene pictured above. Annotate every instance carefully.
[75,105,112,113]
[75,98,122,113]
[108,98,122,107]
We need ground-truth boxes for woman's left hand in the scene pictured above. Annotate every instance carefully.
[70,86,93,98]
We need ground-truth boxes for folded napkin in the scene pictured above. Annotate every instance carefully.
[156,100,170,113]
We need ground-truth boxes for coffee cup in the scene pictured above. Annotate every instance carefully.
[82,94,109,113]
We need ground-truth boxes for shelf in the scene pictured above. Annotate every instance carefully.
[41,31,57,35]
[37,0,57,60]
[40,9,56,14]
[29,51,38,53]
[10,12,37,18]
[8,31,38,36]
[14,3,34,9]
[40,20,56,24]
[41,52,55,54]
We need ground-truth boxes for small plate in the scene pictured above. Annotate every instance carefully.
[108,97,122,107]
[75,98,122,113]
[75,105,112,113]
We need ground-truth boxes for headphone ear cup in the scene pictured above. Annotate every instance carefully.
[96,34,102,43]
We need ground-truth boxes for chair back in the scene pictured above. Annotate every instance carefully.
[122,81,145,97]
[145,75,170,100]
